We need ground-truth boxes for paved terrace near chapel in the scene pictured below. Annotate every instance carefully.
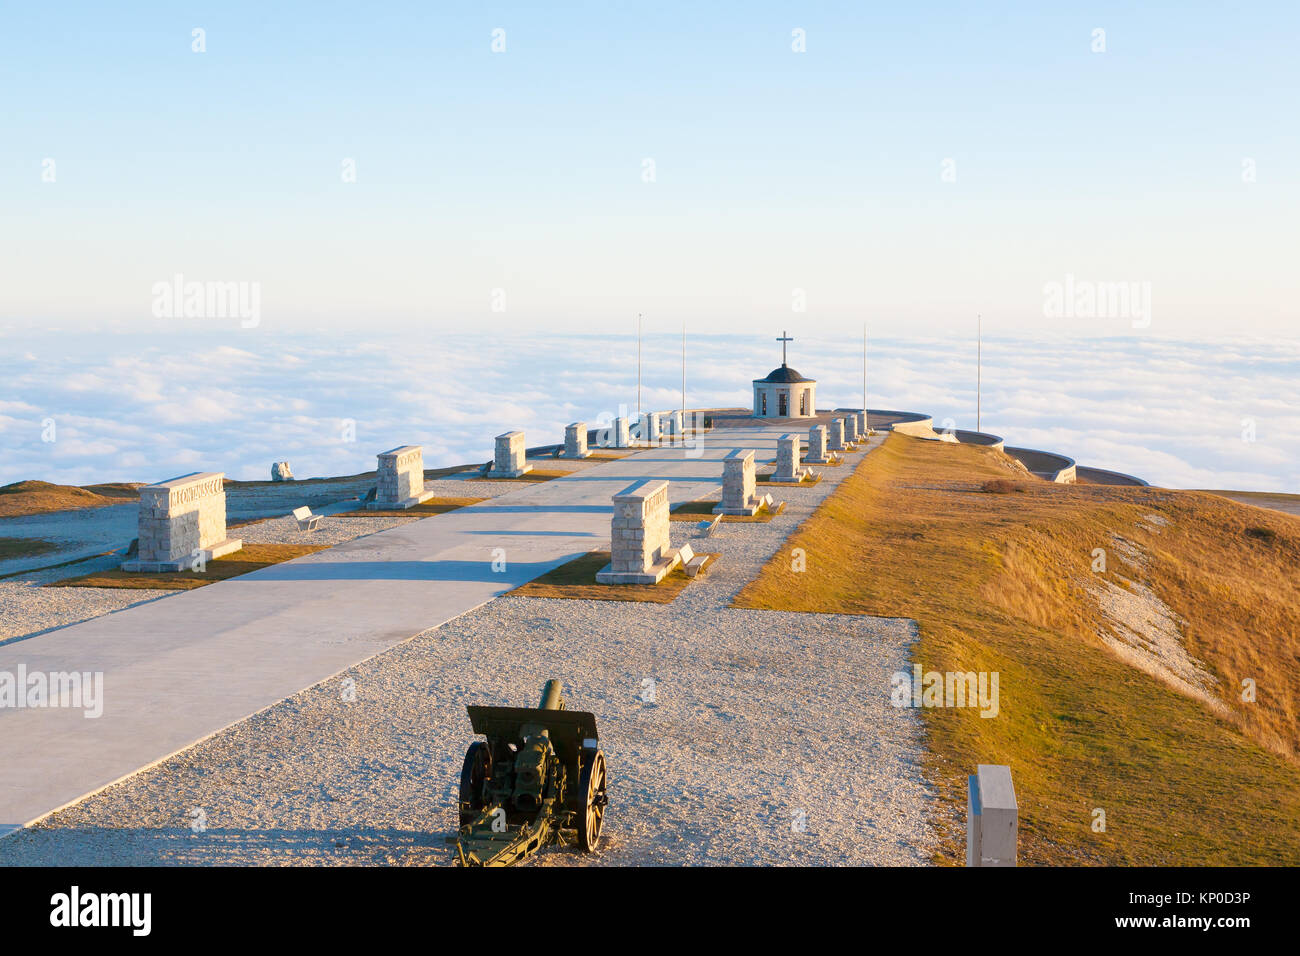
[0,423,804,836]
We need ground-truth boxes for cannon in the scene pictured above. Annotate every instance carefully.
[454,679,609,867]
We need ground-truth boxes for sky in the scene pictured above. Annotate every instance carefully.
[2,1,1297,337]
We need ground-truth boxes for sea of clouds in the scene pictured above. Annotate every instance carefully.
[2,325,1297,493]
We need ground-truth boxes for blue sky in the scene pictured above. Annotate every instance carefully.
[3,1,1297,337]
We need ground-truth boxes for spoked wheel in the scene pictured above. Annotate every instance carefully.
[458,741,491,827]
[577,749,608,852]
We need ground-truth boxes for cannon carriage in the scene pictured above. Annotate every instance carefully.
[455,679,608,867]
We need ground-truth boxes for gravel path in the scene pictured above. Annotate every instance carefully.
[0,436,938,866]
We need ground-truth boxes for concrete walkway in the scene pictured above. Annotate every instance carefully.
[0,425,800,836]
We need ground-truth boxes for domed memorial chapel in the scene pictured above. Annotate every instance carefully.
[752,331,816,419]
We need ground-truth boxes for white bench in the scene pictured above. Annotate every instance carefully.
[292,506,322,532]
[694,514,722,537]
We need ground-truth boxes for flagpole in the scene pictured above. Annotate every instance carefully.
[863,321,868,433]
[977,313,982,433]
[637,313,642,422]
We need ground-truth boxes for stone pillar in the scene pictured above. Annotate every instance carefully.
[491,431,533,478]
[714,450,759,515]
[642,411,663,444]
[596,480,680,585]
[564,422,591,459]
[771,434,805,483]
[666,410,684,438]
[857,410,869,436]
[828,418,848,452]
[844,413,860,445]
[805,425,831,463]
[368,445,435,509]
[122,472,242,572]
[967,764,1018,867]
[613,416,630,448]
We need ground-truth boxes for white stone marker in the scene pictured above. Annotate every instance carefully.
[666,409,684,438]
[966,764,1019,867]
[596,480,682,585]
[713,449,760,516]
[828,418,848,452]
[122,472,243,572]
[612,416,630,448]
[563,422,591,459]
[641,411,662,444]
[857,410,870,436]
[770,433,806,483]
[844,413,860,445]
[490,431,533,478]
[804,424,833,464]
[368,445,436,509]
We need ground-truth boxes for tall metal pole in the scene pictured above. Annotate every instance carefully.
[977,313,982,433]
[637,313,642,421]
[863,321,868,431]
[681,321,686,424]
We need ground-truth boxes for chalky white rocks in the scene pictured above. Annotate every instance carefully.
[121,472,242,572]
[367,446,435,510]
[490,431,533,478]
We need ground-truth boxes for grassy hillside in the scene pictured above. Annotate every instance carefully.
[0,480,141,518]
[734,432,1300,865]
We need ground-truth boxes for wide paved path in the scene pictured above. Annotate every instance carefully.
[0,425,799,834]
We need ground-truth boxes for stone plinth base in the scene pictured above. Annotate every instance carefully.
[713,497,762,516]
[122,537,243,572]
[767,471,807,484]
[487,464,534,478]
[366,489,436,510]
[595,547,685,585]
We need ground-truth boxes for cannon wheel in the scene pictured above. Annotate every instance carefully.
[458,742,491,827]
[577,749,608,852]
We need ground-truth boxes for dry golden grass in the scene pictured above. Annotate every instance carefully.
[479,468,574,483]
[669,500,785,522]
[49,543,327,590]
[0,537,60,561]
[0,480,142,518]
[338,496,487,518]
[510,550,717,603]
[734,432,1300,866]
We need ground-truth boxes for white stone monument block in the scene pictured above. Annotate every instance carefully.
[122,472,242,572]
[596,480,682,585]
[770,433,806,483]
[491,431,533,478]
[714,449,760,516]
[368,445,435,509]
[844,412,860,444]
[613,416,630,448]
[564,422,591,459]
[966,764,1019,867]
[805,424,832,464]
[828,418,848,452]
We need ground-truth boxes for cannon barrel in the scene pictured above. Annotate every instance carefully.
[538,679,564,711]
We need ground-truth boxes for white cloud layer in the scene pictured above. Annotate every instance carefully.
[2,327,1297,493]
